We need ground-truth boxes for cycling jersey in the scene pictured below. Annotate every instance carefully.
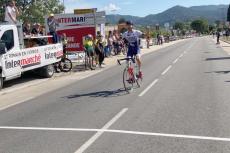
[122,30,142,57]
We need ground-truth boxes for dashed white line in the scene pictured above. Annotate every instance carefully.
[74,108,128,153]
[161,65,172,76]
[179,54,184,58]
[0,97,34,111]
[1,126,230,142]
[139,79,159,97]
[173,58,179,64]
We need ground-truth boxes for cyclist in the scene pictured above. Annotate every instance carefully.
[122,21,143,79]
[83,34,95,70]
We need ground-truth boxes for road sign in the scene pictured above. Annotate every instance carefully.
[74,8,97,14]
[84,11,106,17]
[164,23,170,28]
[87,17,106,24]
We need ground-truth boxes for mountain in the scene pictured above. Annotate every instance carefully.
[106,5,228,26]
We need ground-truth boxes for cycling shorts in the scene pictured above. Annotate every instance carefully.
[127,44,140,58]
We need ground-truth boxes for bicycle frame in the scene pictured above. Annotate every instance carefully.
[118,56,138,79]
[118,56,141,92]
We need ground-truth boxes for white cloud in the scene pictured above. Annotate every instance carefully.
[102,3,121,13]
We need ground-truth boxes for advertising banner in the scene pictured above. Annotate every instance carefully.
[45,12,106,52]
[2,44,63,74]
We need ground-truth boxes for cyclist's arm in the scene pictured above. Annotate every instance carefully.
[136,30,143,38]
[122,33,129,45]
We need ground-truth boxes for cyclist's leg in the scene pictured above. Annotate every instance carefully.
[134,48,141,70]
[136,54,141,71]
[135,49,143,78]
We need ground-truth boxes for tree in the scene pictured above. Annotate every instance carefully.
[0,0,8,21]
[209,24,216,32]
[118,18,126,24]
[228,4,230,22]
[191,19,209,34]
[0,0,64,24]
[215,20,221,28]
[174,22,185,30]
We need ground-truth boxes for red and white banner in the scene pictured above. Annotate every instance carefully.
[57,27,96,52]
[45,12,105,52]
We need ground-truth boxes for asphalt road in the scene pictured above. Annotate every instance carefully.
[1,37,230,153]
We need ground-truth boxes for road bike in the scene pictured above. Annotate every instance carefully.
[55,55,73,72]
[117,56,142,93]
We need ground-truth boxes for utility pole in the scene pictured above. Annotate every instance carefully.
[63,0,65,14]
[227,4,230,22]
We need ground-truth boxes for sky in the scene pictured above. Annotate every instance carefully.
[64,0,230,17]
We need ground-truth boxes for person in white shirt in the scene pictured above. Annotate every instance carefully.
[122,21,143,79]
[4,0,19,24]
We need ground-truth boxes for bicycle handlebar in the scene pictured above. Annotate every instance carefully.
[117,57,135,65]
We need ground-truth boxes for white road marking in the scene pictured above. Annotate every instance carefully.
[173,58,179,64]
[74,108,128,153]
[139,40,195,97]
[179,54,184,58]
[139,79,159,97]
[0,97,34,111]
[0,126,230,142]
[161,65,172,76]
[183,51,187,54]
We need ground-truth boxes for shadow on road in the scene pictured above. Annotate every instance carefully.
[3,72,44,88]
[205,70,230,74]
[205,57,230,61]
[65,88,128,99]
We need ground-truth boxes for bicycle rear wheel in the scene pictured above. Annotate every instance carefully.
[123,68,134,93]
[60,58,73,72]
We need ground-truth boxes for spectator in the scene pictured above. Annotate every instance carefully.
[157,33,160,45]
[95,34,105,68]
[38,25,46,36]
[47,13,59,43]
[212,31,215,39]
[107,31,113,56]
[216,31,220,44]
[4,0,19,24]
[31,23,41,35]
[104,35,110,57]
[117,34,124,55]
[226,30,229,40]
[83,34,95,70]
[61,33,68,56]
[160,35,163,45]
[23,21,31,36]
[112,30,119,55]
[31,23,46,46]
[146,35,150,48]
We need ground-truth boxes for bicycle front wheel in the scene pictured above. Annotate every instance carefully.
[60,58,73,72]
[123,68,134,93]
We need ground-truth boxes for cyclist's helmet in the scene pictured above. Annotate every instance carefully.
[88,34,93,39]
